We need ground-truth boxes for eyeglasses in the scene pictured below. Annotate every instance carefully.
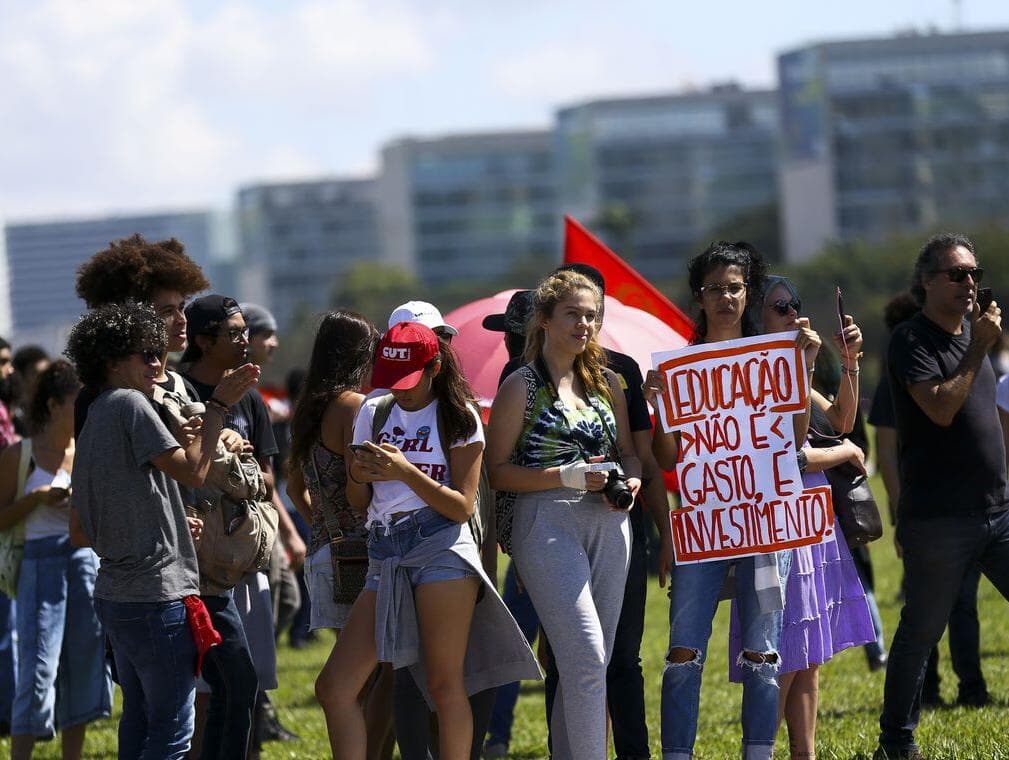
[699,282,746,299]
[931,266,984,284]
[136,349,162,365]
[770,298,801,316]
[219,327,250,343]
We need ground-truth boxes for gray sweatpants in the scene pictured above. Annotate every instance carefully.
[511,487,631,760]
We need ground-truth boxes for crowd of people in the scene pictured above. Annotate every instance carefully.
[0,230,1005,760]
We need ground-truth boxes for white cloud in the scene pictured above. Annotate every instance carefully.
[0,0,436,219]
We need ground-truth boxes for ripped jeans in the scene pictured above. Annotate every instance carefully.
[660,554,788,760]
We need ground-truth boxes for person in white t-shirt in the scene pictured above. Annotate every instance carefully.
[316,322,540,760]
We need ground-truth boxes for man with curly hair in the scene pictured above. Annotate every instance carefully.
[65,301,257,760]
[74,234,210,436]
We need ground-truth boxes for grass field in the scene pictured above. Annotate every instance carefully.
[6,485,1009,759]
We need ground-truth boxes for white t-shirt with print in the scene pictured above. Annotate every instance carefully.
[352,397,484,526]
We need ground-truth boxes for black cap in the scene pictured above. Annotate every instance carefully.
[482,290,534,336]
[180,295,242,362]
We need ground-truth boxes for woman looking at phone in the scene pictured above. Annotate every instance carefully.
[317,322,537,760]
[485,269,641,760]
[0,360,111,760]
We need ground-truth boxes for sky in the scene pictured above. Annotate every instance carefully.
[2,0,1009,223]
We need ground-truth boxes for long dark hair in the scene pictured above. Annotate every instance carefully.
[289,311,378,468]
[28,360,80,434]
[430,342,479,445]
[688,240,767,344]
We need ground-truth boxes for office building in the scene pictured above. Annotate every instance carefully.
[236,178,382,329]
[779,29,1009,261]
[379,131,557,285]
[555,85,780,278]
[4,211,220,352]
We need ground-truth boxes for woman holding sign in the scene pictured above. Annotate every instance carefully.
[727,276,875,760]
[486,269,642,760]
[645,241,819,760]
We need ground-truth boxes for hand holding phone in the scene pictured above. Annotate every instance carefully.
[836,287,846,330]
[977,287,994,313]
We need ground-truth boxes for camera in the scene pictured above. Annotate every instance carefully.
[603,468,635,510]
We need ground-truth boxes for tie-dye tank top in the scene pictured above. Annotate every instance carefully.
[512,364,617,469]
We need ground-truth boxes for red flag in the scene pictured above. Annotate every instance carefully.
[563,215,694,340]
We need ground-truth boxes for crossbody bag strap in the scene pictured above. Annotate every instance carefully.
[16,439,33,502]
[309,448,345,541]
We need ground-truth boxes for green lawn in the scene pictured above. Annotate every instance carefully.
[7,497,1009,759]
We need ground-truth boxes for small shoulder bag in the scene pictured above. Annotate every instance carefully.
[310,450,368,605]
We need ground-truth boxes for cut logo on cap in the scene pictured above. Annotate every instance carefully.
[382,346,412,361]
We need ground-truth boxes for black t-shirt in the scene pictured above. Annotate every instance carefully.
[868,375,895,429]
[184,376,279,462]
[887,312,1007,518]
[499,349,652,433]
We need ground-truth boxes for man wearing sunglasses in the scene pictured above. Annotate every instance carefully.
[876,233,1009,760]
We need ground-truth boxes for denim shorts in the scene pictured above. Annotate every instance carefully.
[12,535,112,737]
[363,507,477,592]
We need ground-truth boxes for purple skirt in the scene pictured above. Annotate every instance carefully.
[728,470,876,680]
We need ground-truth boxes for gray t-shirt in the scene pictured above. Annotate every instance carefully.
[72,388,200,602]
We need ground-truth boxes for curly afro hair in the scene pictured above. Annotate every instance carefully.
[64,302,168,388]
[75,234,210,308]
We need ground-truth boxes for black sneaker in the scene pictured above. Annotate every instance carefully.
[873,746,926,760]
[956,690,990,708]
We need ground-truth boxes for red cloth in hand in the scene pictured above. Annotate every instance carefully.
[183,595,222,676]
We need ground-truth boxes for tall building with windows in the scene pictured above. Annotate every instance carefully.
[779,29,1009,261]
[4,211,221,352]
[236,178,382,329]
[379,131,557,285]
[555,85,780,278]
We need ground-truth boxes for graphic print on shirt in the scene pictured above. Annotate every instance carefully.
[377,421,447,483]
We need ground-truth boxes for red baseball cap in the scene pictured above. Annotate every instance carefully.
[372,322,440,390]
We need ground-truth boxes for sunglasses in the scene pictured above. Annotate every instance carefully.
[931,266,984,283]
[136,349,162,365]
[770,298,801,316]
[699,282,747,299]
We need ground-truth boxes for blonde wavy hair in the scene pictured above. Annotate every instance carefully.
[525,270,611,402]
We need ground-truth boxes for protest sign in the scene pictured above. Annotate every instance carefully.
[652,332,835,564]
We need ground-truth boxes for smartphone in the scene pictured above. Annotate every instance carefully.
[977,287,994,312]
[836,287,846,330]
[347,443,370,454]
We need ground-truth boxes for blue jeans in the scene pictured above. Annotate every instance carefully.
[364,508,476,591]
[486,561,540,749]
[880,510,1009,754]
[96,598,196,760]
[660,555,787,760]
[0,592,16,728]
[12,537,111,738]
[200,595,258,760]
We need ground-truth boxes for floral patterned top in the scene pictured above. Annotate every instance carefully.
[513,365,617,469]
[302,441,367,556]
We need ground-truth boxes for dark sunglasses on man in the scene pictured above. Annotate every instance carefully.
[932,266,983,283]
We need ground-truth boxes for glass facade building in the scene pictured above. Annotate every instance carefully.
[4,211,219,351]
[236,179,382,329]
[779,30,1009,261]
[556,86,779,278]
[379,132,557,284]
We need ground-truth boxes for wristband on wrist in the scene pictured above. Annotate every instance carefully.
[207,397,230,414]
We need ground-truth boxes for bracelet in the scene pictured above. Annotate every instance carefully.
[202,404,226,418]
[207,397,230,415]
